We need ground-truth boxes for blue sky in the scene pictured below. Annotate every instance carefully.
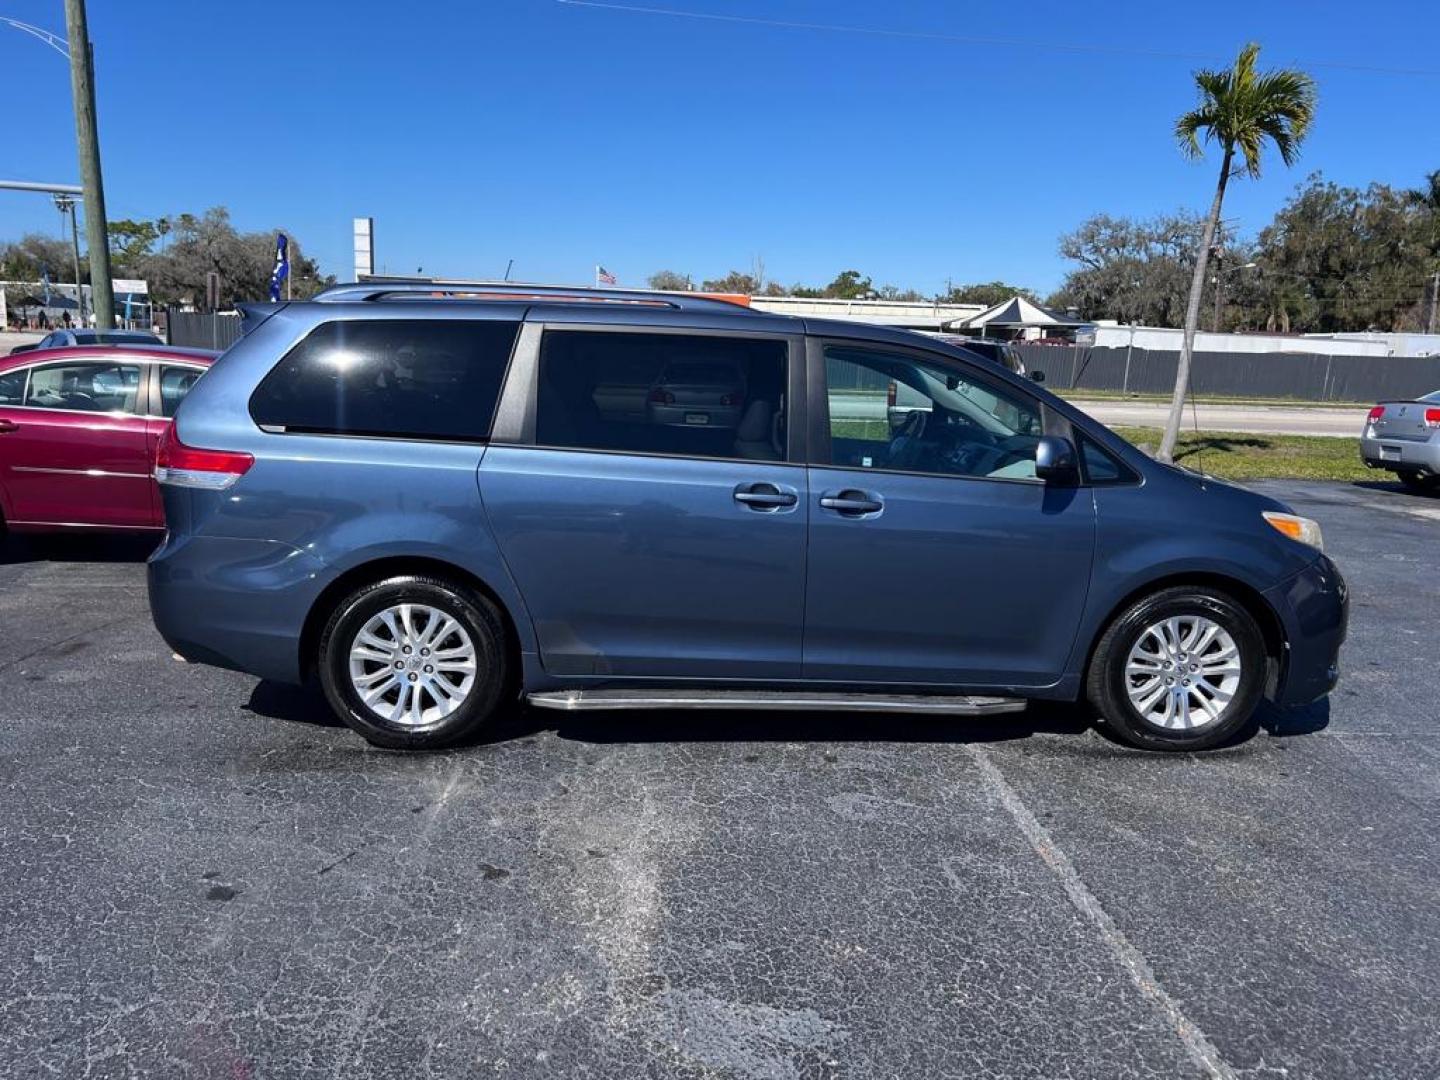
[1,0,1436,295]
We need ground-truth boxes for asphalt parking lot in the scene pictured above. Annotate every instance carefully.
[1,479,1437,1079]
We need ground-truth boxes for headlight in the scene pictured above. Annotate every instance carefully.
[1263,511,1324,551]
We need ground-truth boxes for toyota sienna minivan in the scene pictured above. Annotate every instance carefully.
[148,282,1347,751]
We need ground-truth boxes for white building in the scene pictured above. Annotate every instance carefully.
[747,295,984,331]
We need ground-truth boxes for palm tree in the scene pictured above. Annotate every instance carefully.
[1158,44,1317,463]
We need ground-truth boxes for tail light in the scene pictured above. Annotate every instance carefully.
[719,393,743,407]
[1367,405,1385,423]
[154,424,254,490]
[1426,408,1440,428]
[649,389,675,405]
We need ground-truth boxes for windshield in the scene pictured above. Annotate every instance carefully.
[1421,389,1440,404]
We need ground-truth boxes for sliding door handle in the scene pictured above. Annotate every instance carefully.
[733,482,798,510]
[819,490,883,515]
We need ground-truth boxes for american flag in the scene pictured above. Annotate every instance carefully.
[595,265,617,286]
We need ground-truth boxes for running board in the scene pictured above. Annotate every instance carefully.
[526,689,1027,715]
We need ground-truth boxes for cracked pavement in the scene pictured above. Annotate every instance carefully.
[0,478,1436,1078]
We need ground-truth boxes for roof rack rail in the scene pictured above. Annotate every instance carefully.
[312,278,757,313]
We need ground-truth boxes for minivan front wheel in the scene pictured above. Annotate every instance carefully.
[1087,586,1266,751]
[318,575,509,749]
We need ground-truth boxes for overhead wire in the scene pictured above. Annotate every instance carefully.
[554,0,1440,79]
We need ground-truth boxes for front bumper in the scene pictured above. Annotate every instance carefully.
[1360,434,1440,475]
[1263,553,1348,706]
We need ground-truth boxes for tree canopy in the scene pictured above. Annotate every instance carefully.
[1,207,332,309]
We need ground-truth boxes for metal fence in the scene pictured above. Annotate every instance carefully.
[1012,344,1440,403]
[166,310,242,351]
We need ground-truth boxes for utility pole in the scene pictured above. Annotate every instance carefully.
[63,0,113,329]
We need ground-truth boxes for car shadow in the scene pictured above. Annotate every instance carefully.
[1351,479,1437,498]
[244,680,348,729]
[0,532,158,565]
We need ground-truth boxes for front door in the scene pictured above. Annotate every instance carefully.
[802,340,1096,688]
[481,326,807,679]
[0,357,153,528]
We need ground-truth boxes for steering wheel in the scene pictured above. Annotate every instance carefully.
[887,409,930,469]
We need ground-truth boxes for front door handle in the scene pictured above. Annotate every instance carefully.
[733,482,798,510]
[819,489,883,515]
[0,419,18,434]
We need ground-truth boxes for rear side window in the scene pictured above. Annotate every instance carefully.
[0,368,25,405]
[250,319,519,441]
[535,330,789,462]
[158,365,205,418]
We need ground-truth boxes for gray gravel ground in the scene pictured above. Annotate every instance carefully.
[0,478,1436,1079]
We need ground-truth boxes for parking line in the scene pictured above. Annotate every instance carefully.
[963,744,1238,1080]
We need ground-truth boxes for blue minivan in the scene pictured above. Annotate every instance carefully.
[148,283,1346,751]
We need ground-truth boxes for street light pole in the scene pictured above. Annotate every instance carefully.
[62,0,113,330]
[54,194,85,325]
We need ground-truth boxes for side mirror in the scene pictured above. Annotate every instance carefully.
[1035,435,1078,483]
[1029,369,1046,383]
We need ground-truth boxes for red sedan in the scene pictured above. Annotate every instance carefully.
[0,344,217,533]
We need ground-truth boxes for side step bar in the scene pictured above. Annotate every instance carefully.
[526,689,1027,715]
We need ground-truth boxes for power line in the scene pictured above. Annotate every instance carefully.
[554,0,1440,78]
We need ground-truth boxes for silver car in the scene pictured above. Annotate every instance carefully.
[1360,389,1440,492]
[646,360,746,429]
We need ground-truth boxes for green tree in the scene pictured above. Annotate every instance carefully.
[1051,212,1236,326]
[0,234,78,284]
[941,280,1040,308]
[646,270,692,291]
[879,284,926,301]
[140,207,331,307]
[1234,175,1433,333]
[1160,43,1316,463]
[108,219,159,274]
[700,270,762,294]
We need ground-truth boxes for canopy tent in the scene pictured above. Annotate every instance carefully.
[942,295,1087,339]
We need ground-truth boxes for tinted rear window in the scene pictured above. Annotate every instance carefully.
[249,319,519,441]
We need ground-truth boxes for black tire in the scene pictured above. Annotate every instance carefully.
[318,574,510,750]
[1086,586,1267,751]
[1397,470,1440,494]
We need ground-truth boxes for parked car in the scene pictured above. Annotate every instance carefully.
[646,358,747,430]
[12,329,164,355]
[0,345,216,533]
[148,283,1346,753]
[1359,391,1440,493]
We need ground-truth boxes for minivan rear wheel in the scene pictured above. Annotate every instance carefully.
[1086,586,1266,751]
[318,575,509,749]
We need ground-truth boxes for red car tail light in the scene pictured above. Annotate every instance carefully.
[649,389,675,405]
[1367,405,1385,423]
[154,424,254,490]
[1426,408,1440,428]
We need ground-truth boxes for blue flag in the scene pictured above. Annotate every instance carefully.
[268,233,290,301]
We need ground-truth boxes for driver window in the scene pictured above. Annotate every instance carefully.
[823,345,1043,480]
